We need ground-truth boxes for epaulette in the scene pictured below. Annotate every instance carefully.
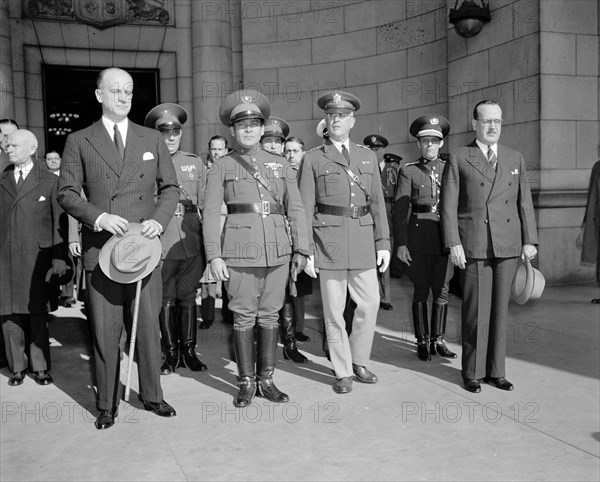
[356,143,370,149]
[402,161,420,167]
[179,150,200,158]
[306,145,323,153]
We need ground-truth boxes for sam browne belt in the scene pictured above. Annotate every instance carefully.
[316,203,370,218]
[228,202,286,216]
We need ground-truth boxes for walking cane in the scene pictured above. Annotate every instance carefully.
[124,278,143,402]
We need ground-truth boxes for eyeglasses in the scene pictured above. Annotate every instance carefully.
[478,119,503,126]
[160,128,181,138]
[326,112,353,119]
[419,138,442,145]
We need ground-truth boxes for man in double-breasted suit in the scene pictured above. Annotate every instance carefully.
[1,129,68,386]
[440,100,538,393]
[58,68,180,430]
[298,91,391,394]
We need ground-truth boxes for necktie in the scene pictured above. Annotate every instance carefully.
[341,144,351,164]
[487,145,497,169]
[114,124,125,159]
[16,169,24,190]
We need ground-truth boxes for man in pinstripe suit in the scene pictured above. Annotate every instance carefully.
[58,68,180,430]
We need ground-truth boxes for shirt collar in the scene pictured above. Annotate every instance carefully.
[14,159,34,178]
[330,138,350,153]
[101,116,128,138]
[476,139,497,156]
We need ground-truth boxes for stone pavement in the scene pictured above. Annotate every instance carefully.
[1,276,599,481]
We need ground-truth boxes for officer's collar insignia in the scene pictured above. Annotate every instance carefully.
[430,117,439,125]
[242,95,252,103]
[332,92,342,104]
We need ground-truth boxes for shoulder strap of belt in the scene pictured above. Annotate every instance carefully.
[228,151,283,205]
[339,163,370,203]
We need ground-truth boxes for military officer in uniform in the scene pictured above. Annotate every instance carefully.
[299,91,391,394]
[145,103,208,375]
[203,90,309,407]
[394,115,456,361]
[261,116,289,155]
[364,134,398,311]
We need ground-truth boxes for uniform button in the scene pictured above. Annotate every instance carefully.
[139,195,143,200]
[321,221,325,225]
[350,182,354,186]
[507,219,510,222]
[351,193,355,197]
[480,183,484,187]
[111,196,116,201]
[484,219,488,224]
[236,224,240,228]
[140,173,144,178]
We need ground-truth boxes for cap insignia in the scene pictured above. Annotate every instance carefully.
[242,95,252,103]
[332,92,342,104]
[371,136,377,144]
[272,119,280,126]
[430,117,439,125]
[161,109,172,117]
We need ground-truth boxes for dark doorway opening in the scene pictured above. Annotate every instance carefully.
[42,65,160,155]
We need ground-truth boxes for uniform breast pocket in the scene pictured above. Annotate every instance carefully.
[317,171,342,196]
[224,173,244,198]
[357,164,373,189]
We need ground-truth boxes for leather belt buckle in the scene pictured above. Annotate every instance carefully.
[174,202,184,217]
[261,201,270,216]
[351,205,360,219]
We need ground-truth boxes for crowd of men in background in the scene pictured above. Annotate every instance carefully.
[4,65,581,431]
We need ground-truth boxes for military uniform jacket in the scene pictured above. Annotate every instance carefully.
[58,120,179,271]
[0,162,67,314]
[161,150,207,260]
[394,157,446,255]
[582,160,600,264]
[202,145,309,268]
[440,140,538,259]
[298,139,390,270]
[380,160,399,203]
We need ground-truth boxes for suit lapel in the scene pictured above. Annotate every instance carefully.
[87,120,123,177]
[1,166,17,199]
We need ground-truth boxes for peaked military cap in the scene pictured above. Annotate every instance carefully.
[409,114,450,139]
[363,134,389,148]
[144,103,187,130]
[383,153,402,163]
[262,116,290,141]
[219,89,271,127]
[317,90,361,113]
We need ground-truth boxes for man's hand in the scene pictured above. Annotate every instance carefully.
[290,253,308,281]
[396,245,412,266]
[521,244,537,261]
[69,242,81,257]
[98,214,129,236]
[45,259,70,283]
[377,249,391,273]
[304,255,318,278]
[140,219,162,238]
[449,245,466,269]
[210,257,229,281]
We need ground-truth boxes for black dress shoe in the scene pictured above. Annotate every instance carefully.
[591,298,600,304]
[8,370,26,386]
[333,376,353,394]
[379,302,393,311]
[198,320,213,329]
[31,370,53,385]
[294,332,310,342]
[142,399,177,417]
[95,407,118,430]
[352,364,378,383]
[463,378,481,393]
[484,376,514,391]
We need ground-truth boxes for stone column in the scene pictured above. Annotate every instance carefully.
[191,0,238,156]
[0,0,15,119]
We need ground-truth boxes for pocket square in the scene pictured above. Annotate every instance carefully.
[511,169,519,175]
[38,196,46,201]
[143,152,155,161]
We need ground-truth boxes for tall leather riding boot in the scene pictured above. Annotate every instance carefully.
[199,292,215,329]
[179,305,208,371]
[256,325,289,403]
[233,327,256,407]
[279,302,307,363]
[430,302,457,358]
[159,303,179,375]
[412,301,431,361]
